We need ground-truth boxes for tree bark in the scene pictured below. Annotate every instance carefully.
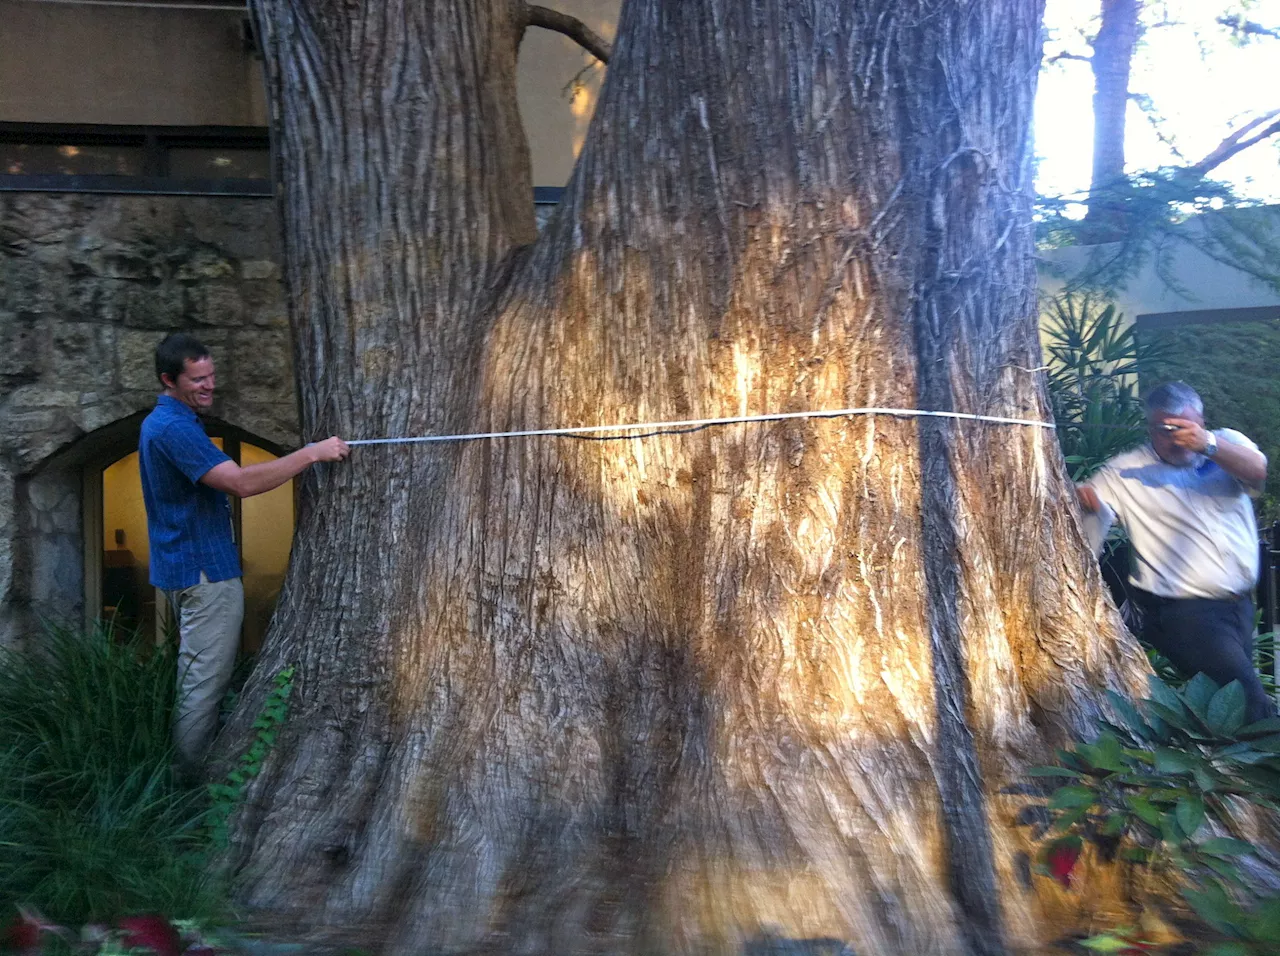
[1084,0,1142,238]
[226,1,1152,953]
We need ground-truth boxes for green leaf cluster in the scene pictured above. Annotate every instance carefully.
[1028,674,1280,953]
[1042,293,1173,481]
[205,666,295,850]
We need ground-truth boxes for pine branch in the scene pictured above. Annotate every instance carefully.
[522,4,612,63]
[1189,110,1280,178]
[1216,16,1280,40]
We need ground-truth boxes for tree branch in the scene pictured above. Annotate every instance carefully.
[1189,109,1280,177]
[1216,16,1280,40]
[1046,50,1092,64]
[523,4,611,63]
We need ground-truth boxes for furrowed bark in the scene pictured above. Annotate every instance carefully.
[224,1,1152,953]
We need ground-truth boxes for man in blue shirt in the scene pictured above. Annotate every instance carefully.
[140,332,349,773]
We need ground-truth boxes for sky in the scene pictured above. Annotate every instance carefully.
[1035,0,1280,205]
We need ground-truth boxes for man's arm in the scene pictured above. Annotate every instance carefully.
[1076,468,1120,556]
[201,437,350,498]
[1164,419,1267,491]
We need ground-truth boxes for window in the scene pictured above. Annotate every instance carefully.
[0,123,271,196]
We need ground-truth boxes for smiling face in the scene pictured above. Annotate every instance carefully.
[162,356,217,413]
[1147,406,1202,467]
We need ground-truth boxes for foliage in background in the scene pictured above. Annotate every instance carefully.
[1037,180,1280,300]
[1027,675,1280,955]
[0,624,224,926]
[1042,292,1172,480]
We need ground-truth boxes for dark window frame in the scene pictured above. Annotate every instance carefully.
[0,122,272,196]
[0,121,568,202]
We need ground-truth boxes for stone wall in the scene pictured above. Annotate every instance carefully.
[0,192,297,645]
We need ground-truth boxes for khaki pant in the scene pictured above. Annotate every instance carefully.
[164,573,243,770]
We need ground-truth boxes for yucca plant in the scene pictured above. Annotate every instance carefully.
[1042,293,1173,480]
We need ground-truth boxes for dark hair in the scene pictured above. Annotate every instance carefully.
[155,333,211,386]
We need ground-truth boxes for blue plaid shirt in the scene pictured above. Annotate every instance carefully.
[138,395,240,590]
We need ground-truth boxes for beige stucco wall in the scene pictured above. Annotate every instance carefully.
[0,0,621,186]
[0,0,268,127]
[517,0,620,186]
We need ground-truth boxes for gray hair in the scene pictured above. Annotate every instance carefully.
[1145,381,1204,418]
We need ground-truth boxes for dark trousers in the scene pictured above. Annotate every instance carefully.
[1133,589,1275,725]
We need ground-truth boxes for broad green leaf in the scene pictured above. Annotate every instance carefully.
[1238,716,1280,737]
[1248,896,1280,940]
[1200,944,1249,956]
[1245,733,1280,753]
[1089,731,1127,772]
[1154,747,1196,774]
[1124,793,1163,827]
[1200,855,1242,884]
[1184,672,1220,719]
[1176,795,1205,837]
[1160,811,1186,845]
[1106,689,1153,740]
[1194,764,1218,792]
[1147,675,1185,713]
[1234,764,1280,796]
[1026,767,1083,778]
[1078,933,1142,952]
[1052,805,1091,833]
[1101,813,1127,837]
[1149,702,1195,734]
[1183,882,1246,934]
[1199,837,1255,857]
[1207,681,1247,737]
[1048,785,1095,810]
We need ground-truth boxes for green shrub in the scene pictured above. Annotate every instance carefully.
[0,623,224,925]
[1027,674,1280,954]
[1042,293,1171,481]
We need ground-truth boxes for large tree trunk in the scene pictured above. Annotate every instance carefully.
[225,0,1152,953]
[1083,0,1142,239]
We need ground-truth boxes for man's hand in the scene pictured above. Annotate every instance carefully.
[308,436,351,463]
[1162,418,1212,454]
[1076,485,1102,513]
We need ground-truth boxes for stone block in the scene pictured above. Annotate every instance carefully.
[232,329,292,387]
[241,260,277,280]
[117,328,163,390]
[0,314,42,385]
[5,385,79,409]
[0,257,56,315]
[122,283,187,330]
[0,408,80,470]
[73,394,153,435]
[199,284,247,327]
[175,248,236,284]
[48,322,117,388]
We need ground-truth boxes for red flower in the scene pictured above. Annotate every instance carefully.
[1,918,39,953]
[2,909,57,954]
[1046,839,1082,888]
[117,916,182,956]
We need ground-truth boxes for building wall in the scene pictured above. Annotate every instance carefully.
[517,0,619,187]
[1038,207,1280,320]
[0,191,293,646]
[0,0,622,187]
[0,1,267,127]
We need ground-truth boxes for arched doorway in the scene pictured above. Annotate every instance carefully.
[85,423,296,654]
